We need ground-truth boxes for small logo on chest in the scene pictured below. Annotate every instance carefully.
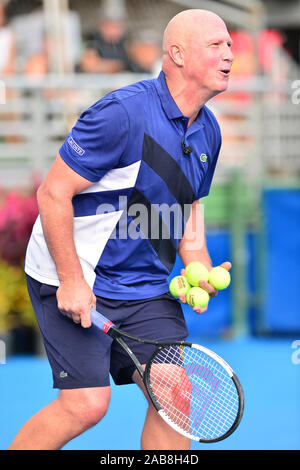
[200,153,208,162]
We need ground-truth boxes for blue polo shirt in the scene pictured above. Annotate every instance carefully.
[25,71,221,299]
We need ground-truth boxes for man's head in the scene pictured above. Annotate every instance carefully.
[162,9,234,98]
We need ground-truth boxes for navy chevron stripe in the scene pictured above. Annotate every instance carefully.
[142,133,196,218]
[127,188,177,271]
[72,188,132,217]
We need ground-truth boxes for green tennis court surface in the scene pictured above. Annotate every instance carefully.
[1,335,299,450]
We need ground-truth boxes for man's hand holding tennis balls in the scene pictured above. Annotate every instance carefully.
[178,261,232,314]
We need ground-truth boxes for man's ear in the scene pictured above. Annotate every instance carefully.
[168,44,184,66]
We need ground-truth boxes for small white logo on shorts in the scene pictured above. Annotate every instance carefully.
[67,136,85,156]
[59,371,68,378]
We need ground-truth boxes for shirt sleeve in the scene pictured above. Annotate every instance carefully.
[197,118,222,199]
[59,99,129,182]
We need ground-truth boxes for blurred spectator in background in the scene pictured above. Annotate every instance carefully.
[126,30,162,74]
[78,1,130,74]
[0,0,16,76]
[10,1,45,74]
[10,0,81,75]
[23,39,48,78]
[0,0,17,143]
[44,5,82,74]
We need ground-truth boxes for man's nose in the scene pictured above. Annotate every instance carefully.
[223,45,234,62]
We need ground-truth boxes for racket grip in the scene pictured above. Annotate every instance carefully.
[90,308,114,334]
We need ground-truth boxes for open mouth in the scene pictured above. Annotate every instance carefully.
[219,69,230,76]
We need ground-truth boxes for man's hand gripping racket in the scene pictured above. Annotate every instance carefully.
[91,308,244,443]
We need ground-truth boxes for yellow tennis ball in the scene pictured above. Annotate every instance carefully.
[186,287,210,308]
[208,266,231,290]
[169,275,191,298]
[185,261,209,286]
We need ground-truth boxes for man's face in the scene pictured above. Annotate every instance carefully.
[183,20,234,95]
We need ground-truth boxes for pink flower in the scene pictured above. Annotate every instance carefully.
[0,187,39,265]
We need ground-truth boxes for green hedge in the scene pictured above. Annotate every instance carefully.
[0,260,37,333]
[0,187,39,334]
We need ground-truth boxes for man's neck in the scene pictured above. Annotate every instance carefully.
[164,73,215,126]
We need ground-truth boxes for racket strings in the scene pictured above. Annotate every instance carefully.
[148,344,239,440]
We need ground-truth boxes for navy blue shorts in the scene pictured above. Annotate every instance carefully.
[26,275,188,389]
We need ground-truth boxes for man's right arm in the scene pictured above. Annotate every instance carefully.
[37,154,96,327]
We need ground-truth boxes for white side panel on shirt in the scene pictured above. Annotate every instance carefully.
[79,161,141,194]
[25,210,124,288]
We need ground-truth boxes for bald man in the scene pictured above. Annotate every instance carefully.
[10,9,233,450]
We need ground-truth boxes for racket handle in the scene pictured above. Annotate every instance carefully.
[90,308,115,334]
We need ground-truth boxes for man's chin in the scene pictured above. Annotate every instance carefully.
[213,82,230,95]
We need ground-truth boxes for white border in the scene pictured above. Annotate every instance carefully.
[191,343,234,377]
[158,409,199,441]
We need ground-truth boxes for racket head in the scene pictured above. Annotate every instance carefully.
[143,341,244,443]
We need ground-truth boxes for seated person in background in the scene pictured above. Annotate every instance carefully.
[0,1,17,143]
[10,2,45,75]
[78,10,130,74]
[126,30,162,74]
[0,1,16,76]
[23,38,48,77]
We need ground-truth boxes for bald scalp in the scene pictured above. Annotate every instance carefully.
[161,8,233,116]
[162,9,226,52]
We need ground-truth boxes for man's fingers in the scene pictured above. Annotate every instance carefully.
[80,309,92,328]
[178,294,187,304]
[193,305,208,315]
[219,261,231,271]
[57,286,96,328]
[71,313,81,324]
[84,295,97,328]
[79,298,95,328]
[59,305,92,327]
[198,279,218,297]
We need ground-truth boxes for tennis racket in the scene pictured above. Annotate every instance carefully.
[90,308,244,443]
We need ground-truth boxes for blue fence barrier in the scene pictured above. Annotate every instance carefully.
[262,189,300,333]
[169,189,300,336]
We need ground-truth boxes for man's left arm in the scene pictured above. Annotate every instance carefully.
[178,200,231,314]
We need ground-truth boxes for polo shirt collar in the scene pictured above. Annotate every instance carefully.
[155,71,183,120]
[155,71,205,128]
